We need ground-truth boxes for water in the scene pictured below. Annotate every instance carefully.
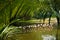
[3,23,57,40]
[42,35,56,40]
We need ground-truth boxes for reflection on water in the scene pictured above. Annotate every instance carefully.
[42,35,56,40]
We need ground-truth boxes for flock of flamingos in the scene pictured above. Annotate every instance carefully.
[15,23,56,32]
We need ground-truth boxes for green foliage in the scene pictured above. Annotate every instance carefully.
[0,0,54,32]
[0,0,54,25]
[0,0,59,40]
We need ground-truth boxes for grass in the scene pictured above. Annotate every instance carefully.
[58,29,60,40]
[17,18,57,24]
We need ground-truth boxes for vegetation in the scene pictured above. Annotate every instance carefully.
[0,0,60,40]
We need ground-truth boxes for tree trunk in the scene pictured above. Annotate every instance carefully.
[57,17,60,26]
[56,16,60,40]
[49,17,51,25]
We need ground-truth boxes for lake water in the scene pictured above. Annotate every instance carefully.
[3,23,57,40]
[42,35,56,40]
